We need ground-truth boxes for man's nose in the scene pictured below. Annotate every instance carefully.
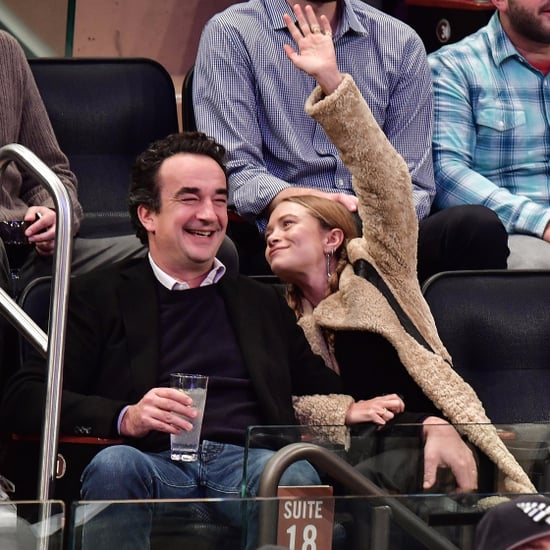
[197,200,216,220]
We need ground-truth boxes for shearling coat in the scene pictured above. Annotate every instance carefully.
[292,74,534,494]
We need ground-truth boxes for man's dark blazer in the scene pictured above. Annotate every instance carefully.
[2,258,342,446]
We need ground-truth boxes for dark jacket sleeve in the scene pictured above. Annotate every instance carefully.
[1,269,131,437]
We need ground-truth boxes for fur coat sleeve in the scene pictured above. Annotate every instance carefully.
[297,74,534,494]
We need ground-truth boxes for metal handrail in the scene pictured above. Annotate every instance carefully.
[257,442,460,550]
[0,143,73,505]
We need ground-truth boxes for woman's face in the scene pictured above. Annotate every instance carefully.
[265,201,330,282]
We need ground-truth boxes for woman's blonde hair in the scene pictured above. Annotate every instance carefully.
[279,195,359,318]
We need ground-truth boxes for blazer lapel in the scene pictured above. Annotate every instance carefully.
[118,261,159,393]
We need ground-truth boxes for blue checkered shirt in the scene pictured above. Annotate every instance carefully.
[194,0,434,231]
[429,13,550,236]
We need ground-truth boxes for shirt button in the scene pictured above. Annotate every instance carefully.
[498,121,505,129]
[337,178,345,187]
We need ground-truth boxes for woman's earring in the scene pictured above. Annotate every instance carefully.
[326,249,335,280]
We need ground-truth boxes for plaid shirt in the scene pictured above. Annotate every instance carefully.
[429,13,550,236]
[194,0,434,231]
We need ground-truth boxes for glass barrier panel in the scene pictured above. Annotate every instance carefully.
[69,493,544,550]
[5,422,547,548]
[495,422,550,491]
[246,423,550,494]
[0,500,65,550]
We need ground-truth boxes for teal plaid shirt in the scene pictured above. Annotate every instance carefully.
[429,13,550,236]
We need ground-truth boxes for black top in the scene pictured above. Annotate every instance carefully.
[335,329,439,422]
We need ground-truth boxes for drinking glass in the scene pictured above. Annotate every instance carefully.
[169,373,208,462]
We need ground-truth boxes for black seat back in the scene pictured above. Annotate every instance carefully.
[29,58,179,238]
[182,64,197,132]
[17,275,51,365]
[422,270,550,423]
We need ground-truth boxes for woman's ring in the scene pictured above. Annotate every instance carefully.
[311,25,321,34]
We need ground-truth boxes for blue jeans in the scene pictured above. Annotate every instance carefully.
[79,441,320,549]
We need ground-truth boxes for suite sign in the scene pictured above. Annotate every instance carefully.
[277,486,335,550]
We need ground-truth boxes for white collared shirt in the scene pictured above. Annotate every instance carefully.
[148,253,226,290]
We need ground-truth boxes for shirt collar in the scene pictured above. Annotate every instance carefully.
[487,12,525,67]
[265,0,294,30]
[266,0,366,38]
[148,253,226,290]
[341,0,367,36]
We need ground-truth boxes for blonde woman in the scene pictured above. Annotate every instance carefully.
[267,4,533,496]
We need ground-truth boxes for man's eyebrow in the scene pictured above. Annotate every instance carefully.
[174,186,200,197]
[173,186,228,197]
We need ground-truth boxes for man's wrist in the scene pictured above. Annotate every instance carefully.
[117,405,131,435]
[422,416,448,438]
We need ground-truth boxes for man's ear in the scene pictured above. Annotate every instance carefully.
[324,228,345,252]
[491,0,506,11]
[137,204,155,233]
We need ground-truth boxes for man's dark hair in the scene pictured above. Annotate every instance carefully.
[128,132,227,244]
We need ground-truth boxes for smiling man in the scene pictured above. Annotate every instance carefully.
[0,132,345,549]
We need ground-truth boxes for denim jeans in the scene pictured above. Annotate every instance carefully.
[79,441,319,550]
